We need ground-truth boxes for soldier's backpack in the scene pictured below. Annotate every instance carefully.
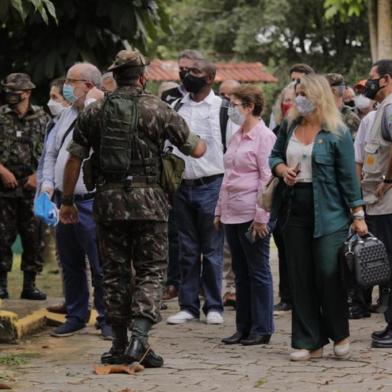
[99,91,160,183]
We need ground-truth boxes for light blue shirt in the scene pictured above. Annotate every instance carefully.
[42,106,89,194]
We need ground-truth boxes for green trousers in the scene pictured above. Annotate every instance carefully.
[283,184,349,350]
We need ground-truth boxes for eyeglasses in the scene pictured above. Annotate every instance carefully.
[179,67,202,74]
[64,78,89,84]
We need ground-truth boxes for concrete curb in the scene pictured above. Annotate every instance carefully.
[0,309,98,343]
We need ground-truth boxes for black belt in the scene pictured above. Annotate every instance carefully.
[74,192,96,201]
[55,190,95,202]
[181,174,223,187]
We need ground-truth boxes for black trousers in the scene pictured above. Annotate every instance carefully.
[0,196,42,273]
[283,184,349,349]
[366,214,392,324]
[273,226,291,304]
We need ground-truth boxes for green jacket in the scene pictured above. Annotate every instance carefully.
[269,120,363,238]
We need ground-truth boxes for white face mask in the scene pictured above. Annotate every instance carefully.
[354,94,372,110]
[47,99,65,117]
[228,106,246,126]
[295,95,316,116]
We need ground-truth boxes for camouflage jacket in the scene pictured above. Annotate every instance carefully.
[341,105,360,141]
[0,104,49,197]
[68,86,199,223]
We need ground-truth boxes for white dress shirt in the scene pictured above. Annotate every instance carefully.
[42,106,89,194]
[354,110,376,164]
[171,90,239,179]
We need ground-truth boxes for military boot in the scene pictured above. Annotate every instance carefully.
[124,317,163,368]
[101,325,128,364]
[0,271,9,299]
[124,336,164,368]
[20,272,47,300]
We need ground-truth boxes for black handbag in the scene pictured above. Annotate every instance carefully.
[341,232,391,289]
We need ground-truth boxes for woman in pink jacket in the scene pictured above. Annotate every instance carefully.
[215,84,276,346]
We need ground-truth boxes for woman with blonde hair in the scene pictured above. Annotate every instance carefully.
[271,82,296,134]
[269,74,368,361]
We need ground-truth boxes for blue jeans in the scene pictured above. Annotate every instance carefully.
[56,198,105,325]
[225,221,274,336]
[174,176,224,317]
[166,206,180,289]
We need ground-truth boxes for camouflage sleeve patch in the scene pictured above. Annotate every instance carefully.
[177,132,200,156]
[67,141,89,159]
[381,104,392,142]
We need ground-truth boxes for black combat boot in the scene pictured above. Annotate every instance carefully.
[0,271,9,299]
[124,318,164,368]
[20,272,47,300]
[101,325,128,364]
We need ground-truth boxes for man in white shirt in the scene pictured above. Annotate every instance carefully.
[41,63,110,338]
[167,59,238,325]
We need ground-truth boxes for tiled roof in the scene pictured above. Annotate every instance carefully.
[146,60,278,83]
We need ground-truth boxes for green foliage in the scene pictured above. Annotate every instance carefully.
[324,0,367,21]
[0,0,57,24]
[156,0,371,80]
[0,0,169,96]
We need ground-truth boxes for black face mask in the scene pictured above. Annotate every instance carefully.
[364,78,384,100]
[345,100,355,108]
[182,73,208,94]
[179,70,187,84]
[5,91,23,106]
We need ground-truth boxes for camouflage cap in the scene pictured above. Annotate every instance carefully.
[1,73,36,91]
[107,49,148,72]
[325,73,345,87]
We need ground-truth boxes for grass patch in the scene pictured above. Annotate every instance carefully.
[8,255,62,299]
[0,352,40,366]
[254,378,268,388]
[0,370,15,382]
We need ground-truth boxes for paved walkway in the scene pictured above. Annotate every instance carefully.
[1,251,392,392]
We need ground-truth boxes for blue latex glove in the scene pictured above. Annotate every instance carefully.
[34,192,59,226]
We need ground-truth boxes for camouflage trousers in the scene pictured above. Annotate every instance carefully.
[96,220,167,326]
[0,196,42,273]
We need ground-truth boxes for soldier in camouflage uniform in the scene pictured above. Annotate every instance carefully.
[326,73,361,140]
[0,73,49,300]
[59,49,206,367]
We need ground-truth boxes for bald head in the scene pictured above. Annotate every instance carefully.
[67,63,102,87]
[191,59,216,84]
[219,80,240,99]
[65,63,102,108]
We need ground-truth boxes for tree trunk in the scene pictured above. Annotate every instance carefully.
[377,0,392,59]
[368,0,378,61]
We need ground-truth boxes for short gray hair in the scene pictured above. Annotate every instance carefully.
[74,63,102,87]
[178,49,204,62]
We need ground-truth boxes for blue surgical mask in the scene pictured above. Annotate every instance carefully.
[295,95,316,116]
[62,84,77,104]
[228,106,245,126]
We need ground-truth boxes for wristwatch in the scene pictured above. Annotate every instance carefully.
[383,178,392,184]
[352,210,365,220]
[61,195,74,206]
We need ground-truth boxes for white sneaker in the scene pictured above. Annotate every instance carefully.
[334,341,350,359]
[206,311,224,325]
[167,310,196,324]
